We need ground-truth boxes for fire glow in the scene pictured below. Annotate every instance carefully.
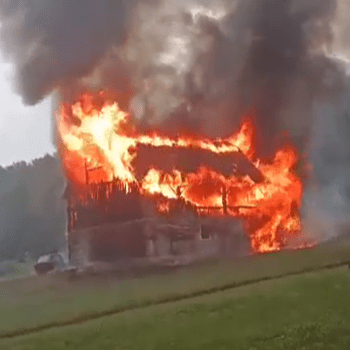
[58,93,304,253]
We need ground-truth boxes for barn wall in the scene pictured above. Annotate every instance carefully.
[68,214,251,267]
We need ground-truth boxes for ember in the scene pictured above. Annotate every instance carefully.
[58,93,303,253]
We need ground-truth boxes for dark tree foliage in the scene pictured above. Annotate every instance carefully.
[0,154,66,261]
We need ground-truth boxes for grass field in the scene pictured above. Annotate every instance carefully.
[2,266,350,349]
[0,260,35,279]
[1,241,350,349]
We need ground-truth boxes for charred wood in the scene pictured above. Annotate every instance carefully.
[133,144,264,183]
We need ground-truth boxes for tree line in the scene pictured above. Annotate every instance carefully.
[0,154,67,262]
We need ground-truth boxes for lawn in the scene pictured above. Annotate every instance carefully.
[0,260,35,279]
[0,241,350,338]
[2,266,350,350]
[0,241,349,338]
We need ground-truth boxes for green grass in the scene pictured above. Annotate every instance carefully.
[0,242,350,338]
[0,260,35,279]
[2,266,350,350]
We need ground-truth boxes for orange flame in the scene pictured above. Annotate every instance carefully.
[57,93,304,253]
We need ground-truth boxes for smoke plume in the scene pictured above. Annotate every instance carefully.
[0,0,343,148]
[1,0,350,239]
[0,0,142,105]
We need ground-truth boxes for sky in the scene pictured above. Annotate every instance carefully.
[0,60,55,167]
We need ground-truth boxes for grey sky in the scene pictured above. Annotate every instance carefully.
[0,60,55,167]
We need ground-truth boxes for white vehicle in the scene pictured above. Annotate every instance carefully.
[34,253,75,275]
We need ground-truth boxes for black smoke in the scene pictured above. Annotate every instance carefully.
[0,1,342,143]
[0,0,138,105]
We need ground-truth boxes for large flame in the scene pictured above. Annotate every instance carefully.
[58,93,304,253]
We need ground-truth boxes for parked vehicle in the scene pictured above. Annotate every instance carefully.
[34,253,75,275]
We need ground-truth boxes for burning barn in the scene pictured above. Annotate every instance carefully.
[64,140,263,266]
[59,95,303,268]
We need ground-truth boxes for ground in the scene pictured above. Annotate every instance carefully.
[0,240,350,349]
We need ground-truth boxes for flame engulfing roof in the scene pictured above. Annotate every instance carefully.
[59,94,304,253]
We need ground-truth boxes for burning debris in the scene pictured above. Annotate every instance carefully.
[0,0,349,261]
